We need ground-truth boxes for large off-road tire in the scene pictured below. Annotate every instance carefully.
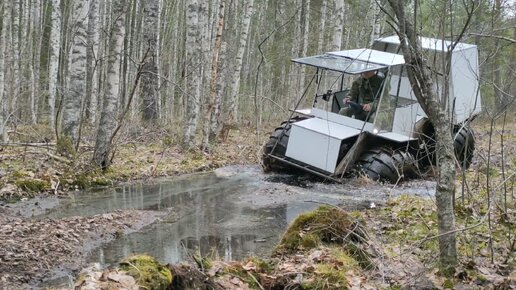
[262,116,306,172]
[453,125,475,169]
[356,148,419,183]
[416,120,475,170]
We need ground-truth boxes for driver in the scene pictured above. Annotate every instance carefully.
[338,70,384,121]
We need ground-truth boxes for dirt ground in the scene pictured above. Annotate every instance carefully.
[0,118,515,289]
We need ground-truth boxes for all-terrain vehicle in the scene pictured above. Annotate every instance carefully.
[262,36,480,183]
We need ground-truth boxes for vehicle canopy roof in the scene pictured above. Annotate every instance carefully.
[292,48,405,74]
[376,35,477,52]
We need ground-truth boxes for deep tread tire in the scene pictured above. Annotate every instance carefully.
[356,148,418,183]
[454,125,475,169]
[416,121,476,170]
[262,117,306,172]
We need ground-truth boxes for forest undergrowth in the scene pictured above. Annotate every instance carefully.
[0,116,514,289]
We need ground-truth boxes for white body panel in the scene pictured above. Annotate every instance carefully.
[286,118,361,173]
[392,104,419,136]
[375,36,482,124]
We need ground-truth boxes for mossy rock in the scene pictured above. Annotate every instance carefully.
[275,205,373,268]
[119,255,172,290]
[276,205,365,251]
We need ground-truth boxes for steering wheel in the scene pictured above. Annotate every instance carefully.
[345,100,363,115]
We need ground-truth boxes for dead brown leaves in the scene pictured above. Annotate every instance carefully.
[0,210,161,288]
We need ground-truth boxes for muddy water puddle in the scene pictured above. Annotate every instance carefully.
[29,165,435,286]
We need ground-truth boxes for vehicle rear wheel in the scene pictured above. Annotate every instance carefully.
[356,148,419,183]
[416,120,475,170]
[454,125,475,169]
[262,116,306,172]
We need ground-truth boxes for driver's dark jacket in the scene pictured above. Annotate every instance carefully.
[349,74,384,111]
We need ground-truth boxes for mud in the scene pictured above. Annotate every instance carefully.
[0,165,437,288]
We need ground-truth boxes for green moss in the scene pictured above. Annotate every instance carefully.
[247,257,275,273]
[303,264,348,290]
[14,178,50,193]
[11,170,31,179]
[276,205,357,252]
[56,136,76,157]
[119,255,172,290]
[224,264,258,288]
[442,279,454,288]
[301,233,321,249]
[275,205,372,269]
[91,176,112,187]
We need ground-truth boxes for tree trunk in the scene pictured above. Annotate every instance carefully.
[368,0,382,46]
[331,0,345,51]
[317,0,327,53]
[11,0,21,116]
[141,0,160,121]
[183,0,201,149]
[387,0,458,273]
[299,0,310,92]
[86,0,100,125]
[48,0,61,129]
[227,0,254,123]
[93,0,127,169]
[0,1,10,142]
[202,0,226,150]
[62,0,88,146]
[30,0,42,124]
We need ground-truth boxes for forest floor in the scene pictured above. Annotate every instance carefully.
[0,117,515,289]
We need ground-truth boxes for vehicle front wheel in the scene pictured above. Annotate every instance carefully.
[356,148,419,183]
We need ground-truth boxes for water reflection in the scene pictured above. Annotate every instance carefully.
[42,171,328,265]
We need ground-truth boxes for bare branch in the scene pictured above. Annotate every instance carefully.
[467,33,516,44]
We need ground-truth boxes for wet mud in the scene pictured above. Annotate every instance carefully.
[1,165,437,288]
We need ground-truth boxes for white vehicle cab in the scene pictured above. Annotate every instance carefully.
[262,37,478,183]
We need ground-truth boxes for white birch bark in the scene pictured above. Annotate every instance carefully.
[48,0,61,128]
[29,0,43,124]
[62,0,89,146]
[199,0,210,104]
[93,0,126,169]
[331,0,345,51]
[202,0,225,150]
[369,0,382,46]
[141,0,160,121]
[183,0,201,149]
[317,0,327,53]
[227,0,254,123]
[11,0,21,113]
[0,2,10,142]
[86,0,100,125]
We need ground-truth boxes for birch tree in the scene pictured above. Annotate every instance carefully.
[202,0,226,150]
[368,0,383,46]
[86,0,100,125]
[0,2,10,142]
[62,0,89,147]
[48,0,61,128]
[227,0,254,123]
[30,0,42,124]
[183,0,201,149]
[387,0,461,272]
[317,0,327,53]
[11,0,21,114]
[93,0,127,169]
[299,0,310,92]
[141,0,160,121]
[332,0,345,51]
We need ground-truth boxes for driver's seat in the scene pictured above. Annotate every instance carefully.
[331,89,350,114]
